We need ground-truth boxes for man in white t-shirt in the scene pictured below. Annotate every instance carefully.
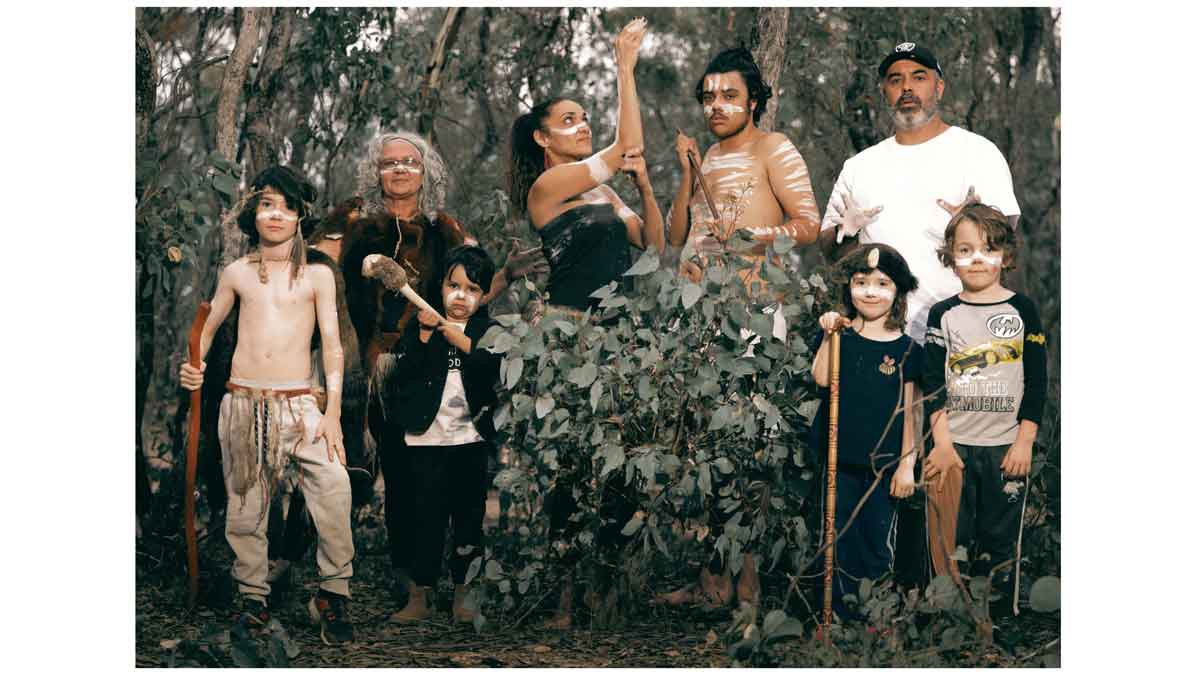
[816,42,1022,592]
[818,42,1021,343]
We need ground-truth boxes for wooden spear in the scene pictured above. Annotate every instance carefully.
[822,328,842,637]
[184,301,211,609]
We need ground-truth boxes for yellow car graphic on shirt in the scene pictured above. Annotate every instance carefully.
[948,338,1022,375]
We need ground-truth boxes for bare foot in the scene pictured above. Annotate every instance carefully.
[542,580,573,630]
[651,585,697,606]
[736,553,761,607]
[542,611,572,630]
[697,567,733,610]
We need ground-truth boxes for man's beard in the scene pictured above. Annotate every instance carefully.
[889,92,940,132]
[711,112,750,140]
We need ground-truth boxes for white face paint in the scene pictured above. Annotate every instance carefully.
[703,74,724,93]
[446,288,477,311]
[378,159,422,176]
[850,284,896,301]
[703,103,746,119]
[256,209,299,223]
[550,121,589,136]
[954,250,1003,267]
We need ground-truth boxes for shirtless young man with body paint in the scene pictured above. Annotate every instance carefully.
[657,49,821,611]
[668,47,821,289]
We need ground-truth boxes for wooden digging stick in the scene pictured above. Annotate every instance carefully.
[184,301,211,609]
[822,328,842,637]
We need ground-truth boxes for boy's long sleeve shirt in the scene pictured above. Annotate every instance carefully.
[922,292,1047,446]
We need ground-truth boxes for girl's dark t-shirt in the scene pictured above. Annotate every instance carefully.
[809,328,924,471]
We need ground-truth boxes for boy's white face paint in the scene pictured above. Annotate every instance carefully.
[704,74,724,93]
[550,121,589,136]
[446,288,477,311]
[703,103,746,119]
[256,209,299,223]
[954,250,1003,267]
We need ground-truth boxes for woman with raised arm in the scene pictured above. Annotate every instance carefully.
[508,17,664,315]
[505,17,663,629]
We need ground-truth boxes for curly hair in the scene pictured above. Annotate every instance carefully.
[833,243,919,332]
[236,165,320,246]
[693,47,773,124]
[936,203,1018,270]
[354,131,449,220]
[507,97,568,218]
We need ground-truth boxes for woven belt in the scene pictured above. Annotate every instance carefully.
[225,382,312,399]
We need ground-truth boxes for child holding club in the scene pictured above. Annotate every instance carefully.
[366,245,503,624]
[810,243,923,621]
[921,203,1047,624]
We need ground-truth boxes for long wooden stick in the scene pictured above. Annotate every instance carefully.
[822,329,842,636]
[185,301,211,609]
[677,127,719,222]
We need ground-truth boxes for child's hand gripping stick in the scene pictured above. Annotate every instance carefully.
[362,254,446,325]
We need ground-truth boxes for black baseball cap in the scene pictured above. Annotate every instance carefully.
[878,42,942,79]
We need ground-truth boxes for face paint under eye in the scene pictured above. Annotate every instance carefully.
[379,161,422,176]
[447,288,478,311]
[850,284,896,301]
[704,103,746,118]
[256,209,298,223]
[954,250,1003,267]
[550,121,589,136]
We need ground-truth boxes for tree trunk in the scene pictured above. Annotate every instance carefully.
[214,7,265,265]
[518,9,563,103]
[417,7,466,147]
[242,7,296,179]
[749,7,788,133]
[473,7,499,163]
[135,24,157,167]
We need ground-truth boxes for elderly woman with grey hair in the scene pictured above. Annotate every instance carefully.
[334,130,540,621]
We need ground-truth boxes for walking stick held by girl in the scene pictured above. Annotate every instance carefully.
[810,244,923,633]
[822,325,842,635]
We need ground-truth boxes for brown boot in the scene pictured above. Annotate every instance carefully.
[389,584,432,623]
[452,584,475,624]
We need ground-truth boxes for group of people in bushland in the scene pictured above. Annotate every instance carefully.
[176,17,1046,646]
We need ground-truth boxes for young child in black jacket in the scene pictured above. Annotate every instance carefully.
[387,246,502,624]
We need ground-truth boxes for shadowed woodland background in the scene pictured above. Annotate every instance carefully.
[135,6,1060,667]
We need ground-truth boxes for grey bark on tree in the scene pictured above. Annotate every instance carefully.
[135,24,157,166]
[472,7,499,163]
[241,7,296,179]
[418,7,466,147]
[749,7,789,133]
[214,7,266,265]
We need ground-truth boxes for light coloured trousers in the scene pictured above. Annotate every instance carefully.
[218,378,354,601]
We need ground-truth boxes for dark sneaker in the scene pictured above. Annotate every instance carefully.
[232,594,270,629]
[308,591,354,645]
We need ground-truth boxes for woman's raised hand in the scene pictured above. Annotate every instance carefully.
[614,17,648,70]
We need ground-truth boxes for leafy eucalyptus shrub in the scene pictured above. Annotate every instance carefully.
[466,233,833,628]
